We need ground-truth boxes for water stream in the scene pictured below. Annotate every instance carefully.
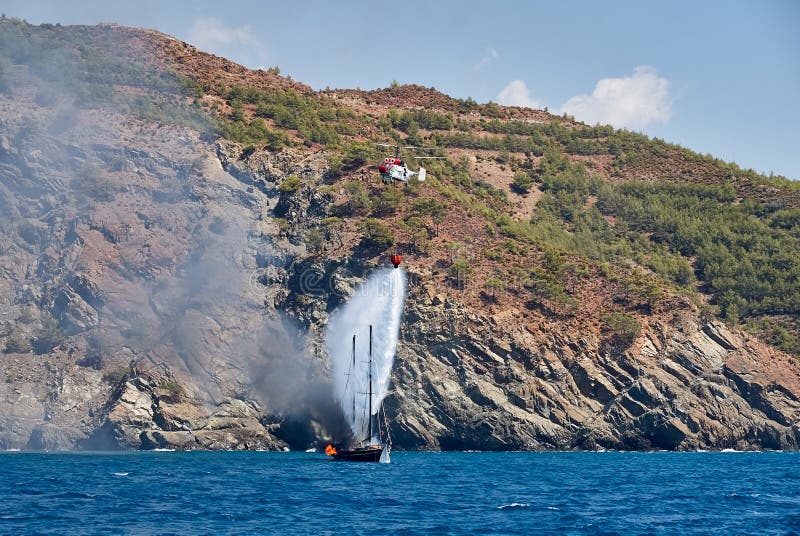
[325,268,407,442]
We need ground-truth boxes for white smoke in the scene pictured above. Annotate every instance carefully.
[325,268,407,443]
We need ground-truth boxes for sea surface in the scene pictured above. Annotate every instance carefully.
[1,451,798,535]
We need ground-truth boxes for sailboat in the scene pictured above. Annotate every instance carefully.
[327,325,391,463]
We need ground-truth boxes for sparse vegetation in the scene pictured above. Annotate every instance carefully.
[449,258,473,287]
[512,172,535,193]
[159,379,185,402]
[278,175,302,193]
[342,142,378,170]
[483,277,505,299]
[744,317,799,356]
[103,366,132,385]
[372,187,403,216]
[342,180,370,214]
[218,117,291,149]
[411,198,448,237]
[33,315,65,354]
[304,228,323,253]
[359,218,394,250]
[0,18,212,131]
[603,313,641,348]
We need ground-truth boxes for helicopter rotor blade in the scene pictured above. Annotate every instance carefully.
[376,143,439,151]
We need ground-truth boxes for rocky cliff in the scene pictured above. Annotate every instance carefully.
[393,292,800,450]
[0,19,799,451]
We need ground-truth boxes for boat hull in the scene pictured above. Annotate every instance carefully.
[331,446,383,462]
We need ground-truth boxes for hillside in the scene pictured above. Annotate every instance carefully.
[0,18,799,451]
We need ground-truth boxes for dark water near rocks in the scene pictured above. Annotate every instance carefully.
[1,451,798,535]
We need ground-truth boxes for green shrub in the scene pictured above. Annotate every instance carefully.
[744,317,798,356]
[512,172,535,193]
[103,366,131,385]
[327,153,344,178]
[602,313,641,347]
[449,258,473,286]
[159,379,185,402]
[218,117,291,149]
[305,228,323,253]
[342,142,377,170]
[359,218,394,250]
[389,108,454,132]
[273,217,290,236]
[372,187,402,216]
[484,277,505,298]
[771,208,800,230]
[343,180,370,213]
[278,175,302,193]
[597,180,799,319]
[411,198,448,236]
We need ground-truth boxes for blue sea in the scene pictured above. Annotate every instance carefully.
[1,451,798,535]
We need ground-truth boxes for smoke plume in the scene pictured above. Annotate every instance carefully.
[0,19,347,449]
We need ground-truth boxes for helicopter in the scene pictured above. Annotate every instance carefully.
[376,144,443,185]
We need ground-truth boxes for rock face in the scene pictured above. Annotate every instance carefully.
[0,350,108,450]
[388,290,800,450]
[84,370,285,451]
[0,96,307,451]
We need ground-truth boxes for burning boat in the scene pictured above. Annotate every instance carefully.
[326,325,391,463]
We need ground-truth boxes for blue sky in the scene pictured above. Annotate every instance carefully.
[4,0,799,179]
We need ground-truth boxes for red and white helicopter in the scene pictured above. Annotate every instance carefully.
[376,144,442,185]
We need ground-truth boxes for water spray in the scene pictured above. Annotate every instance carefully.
[324,268,407,442]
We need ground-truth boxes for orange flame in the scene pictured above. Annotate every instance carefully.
[325,444,337,456]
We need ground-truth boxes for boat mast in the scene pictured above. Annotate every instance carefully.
[368,324,373,443]
[351,335,356,421]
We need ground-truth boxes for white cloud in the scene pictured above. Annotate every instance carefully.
[497,80,544,109]
[560,66,673,129]
[186,17,267,68]
[473,48,499,71]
